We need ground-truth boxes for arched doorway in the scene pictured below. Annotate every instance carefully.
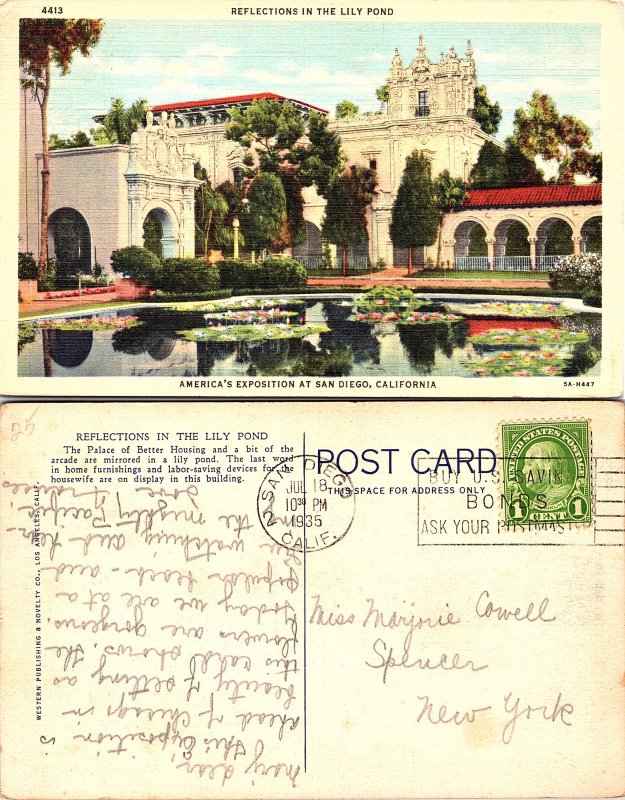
[453,220,488,269]
[292,220,323,269]
[581,216,602,254]
[535,217,574,269]
[143,207,177,259]
[493,219,530,269]
[48,208,92,278]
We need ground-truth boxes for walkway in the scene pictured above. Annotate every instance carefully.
[307,266,549,290]
[19,280,151,318]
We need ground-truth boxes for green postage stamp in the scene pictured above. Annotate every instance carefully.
[502,421,591,525]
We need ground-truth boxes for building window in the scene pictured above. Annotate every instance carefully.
[233,167,244,189]
[369,159,377,172]
[417,90,430,117]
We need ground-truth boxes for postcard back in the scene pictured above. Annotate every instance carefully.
[1,400,623,798]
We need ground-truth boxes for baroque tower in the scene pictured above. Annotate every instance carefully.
[386,36,477,120]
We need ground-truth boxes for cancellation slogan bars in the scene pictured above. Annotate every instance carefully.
[1,401,624,799]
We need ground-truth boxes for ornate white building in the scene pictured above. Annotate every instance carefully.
[19,38,600,275]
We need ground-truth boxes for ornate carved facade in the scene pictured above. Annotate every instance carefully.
[125,111,200,259]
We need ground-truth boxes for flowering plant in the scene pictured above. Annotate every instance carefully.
[549,253,602,294]
[37,315,140,331]
[468,328,588,347]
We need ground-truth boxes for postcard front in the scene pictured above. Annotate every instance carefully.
[0,0,622,397]
[1,400,623,798]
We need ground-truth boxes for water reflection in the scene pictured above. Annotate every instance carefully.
[398,321,469,374]
[18,299,602,379]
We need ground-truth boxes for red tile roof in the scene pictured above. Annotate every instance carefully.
[152,92,328,114]
[465,184,601,208]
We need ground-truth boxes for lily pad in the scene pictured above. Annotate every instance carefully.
[467,349,573,377]
[447,301,574,318]
[36,315,142,331]
[469,328,588,347]
[352,310,463,324]
[177,323,330,342]
[169,297,306,313]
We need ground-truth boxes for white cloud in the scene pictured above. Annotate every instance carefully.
[242,63,371,91]
[489,75,600,96]
[143,79,210,102]
[355,52,386,62]
[98,41,238,83]
[185,42,239,59]
[473,47,511,65]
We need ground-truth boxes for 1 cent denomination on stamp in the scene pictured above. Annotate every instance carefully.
[257,454,356,552]
[501,421,591,525]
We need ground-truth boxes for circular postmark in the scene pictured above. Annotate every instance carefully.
[257,454,355,552]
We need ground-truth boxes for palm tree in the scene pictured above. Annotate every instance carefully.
[92,98,149,144]
[434,171,467,269]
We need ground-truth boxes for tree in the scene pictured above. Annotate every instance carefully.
[336,100,359,120]
[194,166,232,259]
[322,166,377,277]
[226,98,306,174]
[511,91,598,183]
[226,100,343,245]
[472,84,502,135]
[376,83,390,112]
[469,141,508,188]
[19,18,104,278]
[434,171,467,267]
[389,152,441,272]
[470,139,545,188]
[295,110,344,197]
[92,97,149,145]
[503,137,545,185]
[49,129,93,150]
[240,172,287,255]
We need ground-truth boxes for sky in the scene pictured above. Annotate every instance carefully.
[44,19,601,149]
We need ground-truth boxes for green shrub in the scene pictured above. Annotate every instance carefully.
[18,252,38,280]
[159,258,220,293]
[582,290,602,308]
[38,258,57,292]
[111,246,161,285]
[219,257,306,290]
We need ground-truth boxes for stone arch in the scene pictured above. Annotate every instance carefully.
[48,207,92,277]
[141,203,178,259]
[493,218,530,254]
[581,215,602,254]
[453,219,489,259]
[536,217,575,257]
[293,220,323,258]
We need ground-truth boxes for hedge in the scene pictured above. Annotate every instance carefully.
[111,246,161,285]
[218,257,306,291]
[159,258,220,293]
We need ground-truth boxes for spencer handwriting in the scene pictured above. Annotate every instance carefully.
[366,637,488,684]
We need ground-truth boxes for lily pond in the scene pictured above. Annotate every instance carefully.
[18,288,601,379]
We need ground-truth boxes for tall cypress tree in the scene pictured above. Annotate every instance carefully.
[390,151,442,272]
[322,166,377,277]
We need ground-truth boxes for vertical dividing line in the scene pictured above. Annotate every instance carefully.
[302,432,307,772]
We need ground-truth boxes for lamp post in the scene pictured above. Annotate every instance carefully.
[232,217,240,260]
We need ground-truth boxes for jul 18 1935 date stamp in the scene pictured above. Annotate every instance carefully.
[502,421,591,525]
